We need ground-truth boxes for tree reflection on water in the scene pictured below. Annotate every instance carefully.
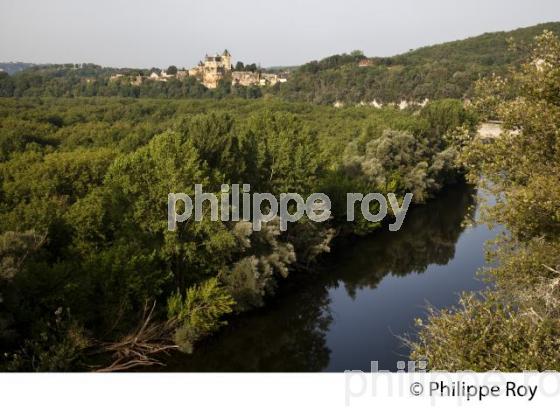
[160,183,476,371]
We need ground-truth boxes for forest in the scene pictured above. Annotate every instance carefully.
[274,22,560,104]
[0,94,475,370]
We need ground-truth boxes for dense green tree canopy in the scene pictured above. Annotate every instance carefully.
[0,94,473,370]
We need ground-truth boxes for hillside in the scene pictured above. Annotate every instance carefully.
[273,22,560,104]
[0,22,558,102]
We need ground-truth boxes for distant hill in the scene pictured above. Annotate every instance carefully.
[1,22,559,102]
[273,22,560,104]
[0,62,35,75]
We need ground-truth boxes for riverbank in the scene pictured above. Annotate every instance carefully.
[152,183,499,371]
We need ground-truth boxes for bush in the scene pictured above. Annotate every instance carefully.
[167,278,235,353]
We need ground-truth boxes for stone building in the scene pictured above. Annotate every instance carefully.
[148,70,174,82]
[232,71,286,87]
[260,72,283,86]
[188,50,233,88]
[358,58,375,67]
[176,70,188,79]
[231,71,260,87]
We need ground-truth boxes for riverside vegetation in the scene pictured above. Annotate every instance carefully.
[410,31,560,371]
[0,96,475,370]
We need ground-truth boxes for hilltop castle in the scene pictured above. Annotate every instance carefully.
[188,50,233,89]
[108,49,287,89]
[188,50,287,89]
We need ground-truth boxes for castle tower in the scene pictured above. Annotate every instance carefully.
[222,49,232,71]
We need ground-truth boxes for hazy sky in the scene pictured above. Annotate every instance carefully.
[1,0,559,68]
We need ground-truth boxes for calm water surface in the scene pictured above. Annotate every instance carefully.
[163,184,500,372]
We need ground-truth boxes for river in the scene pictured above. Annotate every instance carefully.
[161,183,500,372]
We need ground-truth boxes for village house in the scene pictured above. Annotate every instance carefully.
[231,70,286,87]
[176,70,189,79]
[231,70,259,87]
[148,70,174,82]
[358,58,375,67]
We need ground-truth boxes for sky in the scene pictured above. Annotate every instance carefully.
[1,0,560,68]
